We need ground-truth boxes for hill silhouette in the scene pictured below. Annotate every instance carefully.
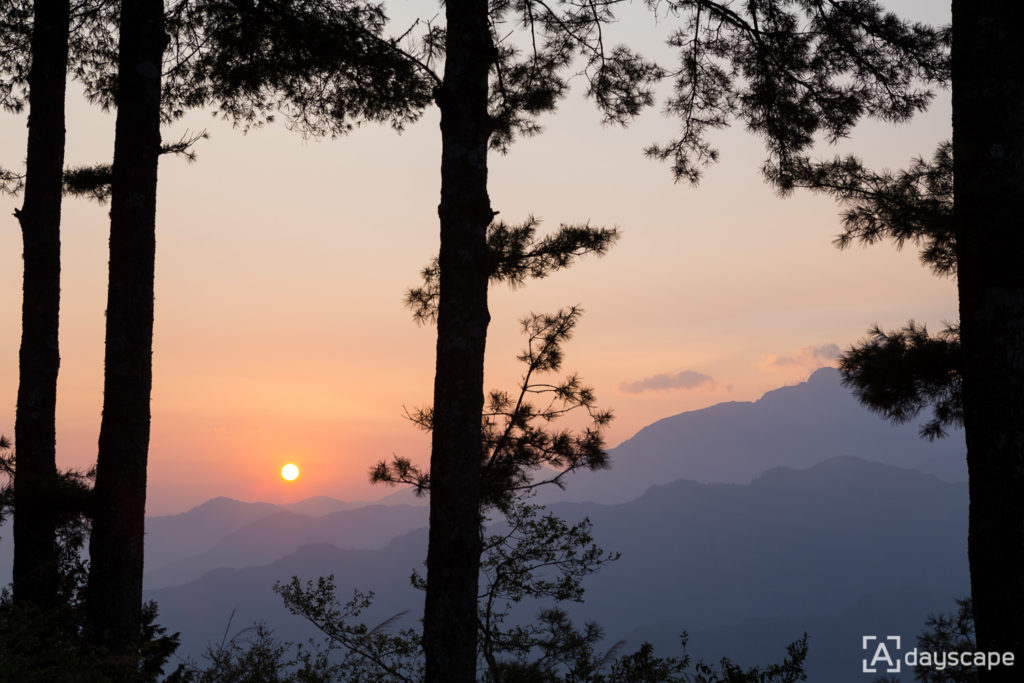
[150,528,428,668]
[146,503,427,588]
[148,457,967,682]
[539,367,965,505]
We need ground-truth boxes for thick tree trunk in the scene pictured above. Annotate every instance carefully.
[12,0,70,612]
[422,0,494,680]
[86,0,165,653]
[952,1,1024,676]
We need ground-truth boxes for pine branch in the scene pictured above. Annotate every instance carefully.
[839,321,962,440]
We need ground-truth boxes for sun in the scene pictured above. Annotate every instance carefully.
[281,463,300,481]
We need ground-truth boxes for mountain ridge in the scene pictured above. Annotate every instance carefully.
[148,456,968,683]
[537,367,966,506]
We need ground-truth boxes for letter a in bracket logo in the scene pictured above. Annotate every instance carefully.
[862,635,902,674]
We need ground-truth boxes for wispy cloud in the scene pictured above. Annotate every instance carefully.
[761,343,841,370]
[619,369,714,394]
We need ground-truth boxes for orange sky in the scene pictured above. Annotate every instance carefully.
[0,1,955,514]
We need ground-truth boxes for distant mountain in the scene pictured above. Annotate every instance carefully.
[150,529,428,666]
[144,495,377,575]
[150,457,968,682]
[542,367,966,505]
[374,486,430,507]
[145,498,284,573]
[550,457,967,639]
[2,369,965,597]
[278,496,369,517]
[0,491,426,587]
[146,504,427,588]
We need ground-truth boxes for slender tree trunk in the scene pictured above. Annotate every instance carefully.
[86,0,166,653]
[422,0,494,679]
[953,2,1024,677]
[12,0,70,612]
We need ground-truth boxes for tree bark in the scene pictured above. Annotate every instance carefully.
[12,0,70,612]
[422,0,495,680]
[86,0,166,654]
[952,1,1024,676]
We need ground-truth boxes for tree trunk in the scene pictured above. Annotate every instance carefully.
[12,0,70,612]
[422,0,495,680]
[86,0,166,653]
[952,1,1024,676]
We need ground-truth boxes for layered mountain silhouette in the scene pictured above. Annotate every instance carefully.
[142,487,426,584]
[151,528,428,671]
[538,367,966,505]
[146,504,427,588]
[149,457,968,682]
[0,368,971,682]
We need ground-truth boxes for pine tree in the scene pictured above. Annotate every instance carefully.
[9,0,71,615]
[950,2,1024,675]
[84,0,168,657]
[411,3,946,679]
[767,4,1024,672]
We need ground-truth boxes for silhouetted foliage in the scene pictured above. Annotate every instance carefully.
[2,0,434,131]
[60,162,114,201]
[475,501,619,673]
[2,129,205,204]
[871,598,977,683]
[0,592,183,683]
[272,499,807,683]
[772,1,1024,663]
[176,620,341,683]
[272,596,810,682]
[690,634,808,683]
[914,598,977,683]
[647,0,948,183]
[840,322,962,440]
[0,437,92,616]
[0,0,33,113]
[156,0,435,131]
[275,581,424,683]
[1,0,132,115]
[406,219,619,326]
[763,139,962,441]
[386,222,616,519]
[1,436,179,682]
[0,166,25,194]
[768,142,954,277]
[372,306,612,513]
[59,131,207,203]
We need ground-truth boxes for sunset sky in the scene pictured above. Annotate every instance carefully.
[0,1,954,514]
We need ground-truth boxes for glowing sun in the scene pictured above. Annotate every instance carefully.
[281,463,300,481]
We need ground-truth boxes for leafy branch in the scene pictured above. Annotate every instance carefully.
[372,306,612,512]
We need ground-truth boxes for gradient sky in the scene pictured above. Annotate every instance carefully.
[0,1,955,514]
